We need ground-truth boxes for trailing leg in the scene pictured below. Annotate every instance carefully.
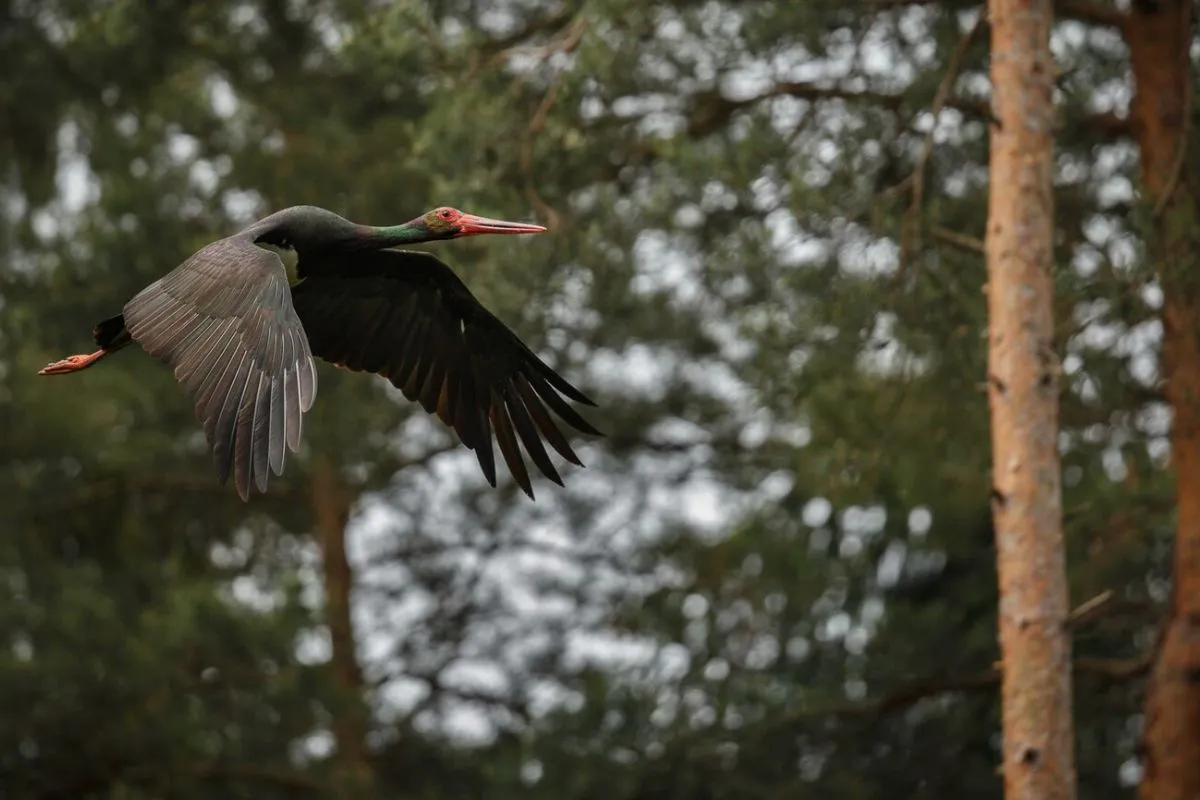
[38,314,132,376]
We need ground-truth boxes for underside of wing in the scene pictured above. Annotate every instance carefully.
[124,235,318,500]
[291,249,599,498]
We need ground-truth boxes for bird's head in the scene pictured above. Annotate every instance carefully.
[409,207,548,240]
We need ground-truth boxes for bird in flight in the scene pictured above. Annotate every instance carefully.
[40,205,600,501]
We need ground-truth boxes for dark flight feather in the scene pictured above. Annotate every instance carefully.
[290,248,599,498]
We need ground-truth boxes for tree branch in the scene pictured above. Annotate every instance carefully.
[1064,589,1117,630]
[876,0,1129,28]
[685,80,1128,140]
[933,225,986,253]
[27,475,307,519]
[772,653,1149,729]
[480,8,577,57]
[186,763,323,791]
[519,13,587,228]
[899,9,987,276]
[1057,0,1130,29]
[646,650,1150,774]
[1151,0,1193,217]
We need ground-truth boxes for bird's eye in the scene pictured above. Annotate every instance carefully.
[440,210,452,219]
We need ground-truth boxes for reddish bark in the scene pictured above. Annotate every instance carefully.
[1128,2,1200,798]
[313,456,375,796]
[985,0,1076,797]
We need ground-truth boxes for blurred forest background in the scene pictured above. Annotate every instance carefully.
[0,0,1194,797]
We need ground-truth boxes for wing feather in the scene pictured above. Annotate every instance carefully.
[291,249,599,498]
[124,234,316,500]
[282,329,303,453]
[211,346,252,486]
[232,366,260,495]
[503,384,562,487]
[512,373,580,466]
[269,374,286,475]
[250,370,271,492]
[489,388,531,495]
[194,328,245,423]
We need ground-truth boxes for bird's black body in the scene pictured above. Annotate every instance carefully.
[45,205,599,501]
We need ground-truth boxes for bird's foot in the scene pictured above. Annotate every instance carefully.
[38,350,106,375]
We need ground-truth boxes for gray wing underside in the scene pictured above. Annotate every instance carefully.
[123,235,318,500]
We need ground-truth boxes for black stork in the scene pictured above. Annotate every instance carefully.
[39,205,600,501]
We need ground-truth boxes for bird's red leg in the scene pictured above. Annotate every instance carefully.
[38,349,109,376]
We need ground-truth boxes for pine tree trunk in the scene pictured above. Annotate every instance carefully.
[1129,2,1200,797]
[985,0,1076,797]
[313,457,376,796]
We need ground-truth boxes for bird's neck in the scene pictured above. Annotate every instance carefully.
[357,223,446,248]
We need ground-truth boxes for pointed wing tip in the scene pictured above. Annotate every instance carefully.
[554,379,597,406]
[215,459,231,488]
[473,444,498,489]
[575,419,604,438]
[300,359,318,412]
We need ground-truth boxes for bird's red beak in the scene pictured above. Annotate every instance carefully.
[456,214,547,237]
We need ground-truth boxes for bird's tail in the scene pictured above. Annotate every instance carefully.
[93,314,131,351]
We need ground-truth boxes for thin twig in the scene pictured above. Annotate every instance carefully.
[877,0,1128,28]
[932,225,986,253]
[679,78,1121,141]
[519,14,587,229]
[1064,589,1117,630]
[484,8,576,61]
[714,653,1153,756]
[185,763,323,791]
[1057,0,1130,30]
[898,8,987,277]
[1152,0,1193,217]
[797,655,1149,721]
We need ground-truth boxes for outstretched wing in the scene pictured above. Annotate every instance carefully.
[124,235,318,500]
[291,249,599,498]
